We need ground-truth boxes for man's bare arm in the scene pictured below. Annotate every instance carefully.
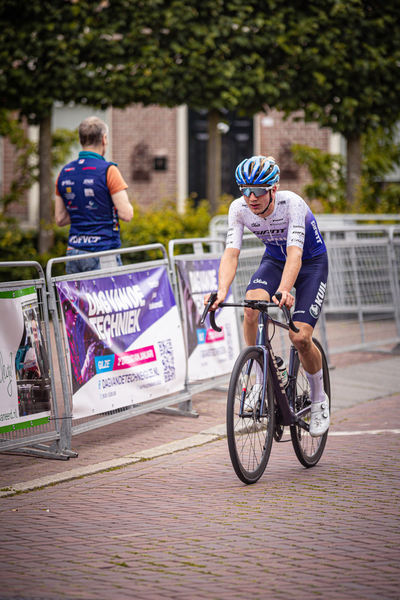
[54,194,71,227]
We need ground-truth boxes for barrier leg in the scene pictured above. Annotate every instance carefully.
[158,398,199,417]
[14,444,71,461]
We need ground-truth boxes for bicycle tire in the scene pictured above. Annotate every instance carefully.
[290,338,331,467]
[226,346,274,484]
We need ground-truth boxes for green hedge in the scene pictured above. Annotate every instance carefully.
[120,198,217,261]
[0,198,228,282]
[0,221,69,282]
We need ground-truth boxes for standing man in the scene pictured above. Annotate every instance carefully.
[55,116,133,273]
[205,156,330,437]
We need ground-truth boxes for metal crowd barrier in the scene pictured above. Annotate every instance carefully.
[5,216,399,462]
[169,237,242,395]
[321,227,400,354]
[0,261,71,459]
[209,213,400,241]
[46,244,193,454]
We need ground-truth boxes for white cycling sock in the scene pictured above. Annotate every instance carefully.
[305,368,325,403]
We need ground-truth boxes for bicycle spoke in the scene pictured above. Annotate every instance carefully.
[227,347,274,484]
[290,339,330,467]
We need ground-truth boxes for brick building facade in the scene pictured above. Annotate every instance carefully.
[111,105,179,210]
[2,104,335,226]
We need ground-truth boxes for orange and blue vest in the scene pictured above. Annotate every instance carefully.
[57,152,121,252]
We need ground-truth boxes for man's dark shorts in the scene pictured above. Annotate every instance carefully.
[246,251,329,328]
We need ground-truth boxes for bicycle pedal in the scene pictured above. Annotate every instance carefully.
[273,424,284,441]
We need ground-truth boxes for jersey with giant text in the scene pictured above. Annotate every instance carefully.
[226,190,326,261]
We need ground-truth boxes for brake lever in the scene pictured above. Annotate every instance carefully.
[200,291,223,333]
[274,292,299,333]
[200,291,217,325]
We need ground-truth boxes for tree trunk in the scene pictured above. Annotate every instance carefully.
[346,133,362,209]
[206,109,221,213]
[38,113,54,254]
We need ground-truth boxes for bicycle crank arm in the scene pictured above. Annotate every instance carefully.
[294,417,310,432]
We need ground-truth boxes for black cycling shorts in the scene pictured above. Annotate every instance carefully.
[246,251,329,328]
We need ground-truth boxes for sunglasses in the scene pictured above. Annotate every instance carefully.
[240,187,271,198]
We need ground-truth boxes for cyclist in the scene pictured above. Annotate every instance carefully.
[205,155,329,437]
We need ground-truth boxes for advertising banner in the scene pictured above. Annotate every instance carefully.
[0,287,51,434]
[56,267,186,419]
[176,258,240,383]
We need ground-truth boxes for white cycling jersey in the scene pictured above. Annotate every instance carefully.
[226,190,326,261]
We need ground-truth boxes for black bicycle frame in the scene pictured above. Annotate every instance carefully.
[202,293,311,430]
[253,311,295,426]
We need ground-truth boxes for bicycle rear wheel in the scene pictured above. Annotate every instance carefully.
[290,338,331,467]
[226,346,274,484]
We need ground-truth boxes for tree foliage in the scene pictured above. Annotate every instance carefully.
[0,0,162,250]
[0,0,157,121]
[1,0,400,227]
[0,110,36,212]
[0,197,221,281]
[273,2,400,135]
[0,109,78,215]
[124,0,400,207]
[120,198,213,261]
[292,127,400,213]
[291,144,346,213]
[360,127,400,213]
[272,0,400,204]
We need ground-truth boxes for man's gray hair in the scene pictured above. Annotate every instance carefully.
[79,116,108,147]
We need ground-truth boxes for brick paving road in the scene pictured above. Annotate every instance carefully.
[1,351,399,599]
[0,350,395,489]
[1,393,399,600]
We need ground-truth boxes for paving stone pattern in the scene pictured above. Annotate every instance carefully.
[0,411,399,597]
[0,351,399,599]
[0,351,397,490]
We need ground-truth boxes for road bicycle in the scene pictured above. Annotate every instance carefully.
[201,292,331,485]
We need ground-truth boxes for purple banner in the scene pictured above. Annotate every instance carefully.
[56,267,176,396]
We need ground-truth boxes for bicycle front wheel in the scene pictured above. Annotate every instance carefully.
[226,346,274,485]
[290,338,331,467]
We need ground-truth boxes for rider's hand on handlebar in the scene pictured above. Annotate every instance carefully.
[272,290,295,310]
[204,290,226,311]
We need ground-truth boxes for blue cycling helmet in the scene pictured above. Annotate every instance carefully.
[235,156,280,187]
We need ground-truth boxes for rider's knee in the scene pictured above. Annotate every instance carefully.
[244,306,258,325]
[289,328,313,353]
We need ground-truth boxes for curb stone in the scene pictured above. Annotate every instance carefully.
[0,430,222,499]
[1,423,399,499]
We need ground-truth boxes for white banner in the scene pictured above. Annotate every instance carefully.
[0,287,51,433]
[176,258,241,383]
[56,267,186,419]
